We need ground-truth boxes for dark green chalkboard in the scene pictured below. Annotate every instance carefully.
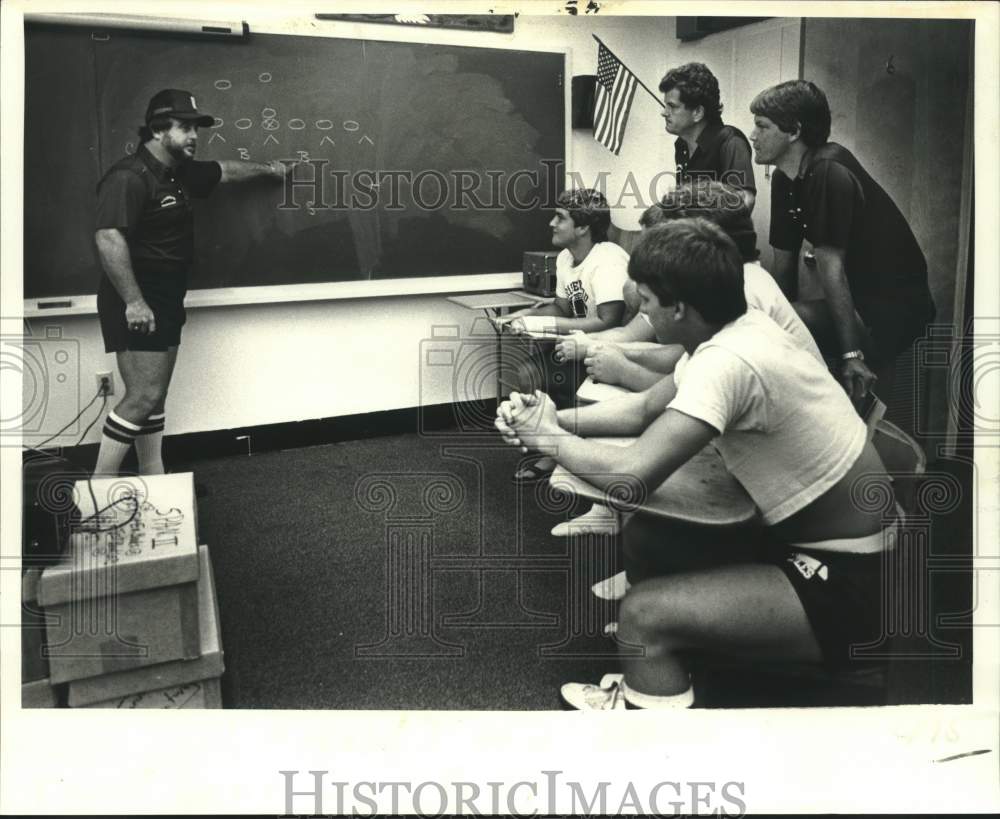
[24,24,565,299]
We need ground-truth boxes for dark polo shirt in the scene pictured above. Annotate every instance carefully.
[674,121,758,260]
[769,142,931,310]
[769,141,935,358]
[674,121,757,194]
[96,144,221,275]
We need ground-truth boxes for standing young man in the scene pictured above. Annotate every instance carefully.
[750,79,936,402]
[660,62,757,216]
[94,89,291,476]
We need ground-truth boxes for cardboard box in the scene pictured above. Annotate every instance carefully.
[38,473,201,684]
[21,677,59,708]
[82,677,222,709]
[70,545,223,707]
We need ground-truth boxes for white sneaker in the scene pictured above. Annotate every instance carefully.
[560,673,628,711]
[592,571,631,601]
[551,505,620,537]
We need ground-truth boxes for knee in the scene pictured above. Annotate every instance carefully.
[619,583,683,647]
[124,385,166,416]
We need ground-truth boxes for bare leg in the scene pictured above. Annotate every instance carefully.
[94,349,174,476]
[618,564,823,695]
[148,346,179,415]
[114,349,174,425]
[134,346,178,474]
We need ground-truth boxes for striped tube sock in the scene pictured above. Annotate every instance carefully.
[135,412,166,475]
[622,679,695,709]
[93,410,142,476]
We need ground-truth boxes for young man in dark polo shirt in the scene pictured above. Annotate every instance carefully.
[93,89,290,477]
[660,63,757,219]
[749,79,935,403]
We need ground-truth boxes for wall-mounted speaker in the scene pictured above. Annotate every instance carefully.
[571,75,597,130]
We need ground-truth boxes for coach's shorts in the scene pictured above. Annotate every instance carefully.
[762,521,900,669]
[98,272,187,353]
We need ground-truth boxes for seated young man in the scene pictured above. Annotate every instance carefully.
[496,219,898,710]
[556,180,820,393]
[498,188,628,483]
[549,181,825,541]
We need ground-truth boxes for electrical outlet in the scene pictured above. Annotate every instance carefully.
[96,371,115,396]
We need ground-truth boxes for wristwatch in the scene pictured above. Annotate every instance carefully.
[841,350,865,361]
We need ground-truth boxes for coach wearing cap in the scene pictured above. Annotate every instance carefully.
[93,89,290,478]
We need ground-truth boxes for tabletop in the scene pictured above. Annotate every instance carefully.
[549,438,758,527]
[446,291,550,311]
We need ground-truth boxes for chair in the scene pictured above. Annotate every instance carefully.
[871,418,926,520]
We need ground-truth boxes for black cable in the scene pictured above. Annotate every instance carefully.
[76,492,140,533]
[74,393,107,447]
[24,385,140,533]
[29,384,104,450]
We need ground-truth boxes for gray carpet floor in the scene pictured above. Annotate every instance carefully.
[185,431,971,710]
[191,432,623,709]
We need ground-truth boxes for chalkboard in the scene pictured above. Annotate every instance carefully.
[24,24,565,299]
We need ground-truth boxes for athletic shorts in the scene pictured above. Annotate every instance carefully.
[761,523,899,669]
[97,272,187,353]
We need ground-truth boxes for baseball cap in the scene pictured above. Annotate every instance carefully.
[145,89,215,127]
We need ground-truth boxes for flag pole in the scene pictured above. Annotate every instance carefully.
[592,34,664,108]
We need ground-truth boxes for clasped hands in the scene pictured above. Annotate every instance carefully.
[554,333,630,385]
[495,390,564,455]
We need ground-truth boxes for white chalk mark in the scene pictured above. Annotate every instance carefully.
[358,134,374,146]
[214,79,232,91]
[315,119,334,130]
[261,107,277,119]
[263,134,280,146]
[209,132,227,144]
[212,117,224,128]
[125,142,136,155]
[235,118,253,130]
[238,148,250,160]
[259,72,273,83]
[288,118,306,130]
[262,119,280,131]
[320,136,336,146]
[343,120,360,132]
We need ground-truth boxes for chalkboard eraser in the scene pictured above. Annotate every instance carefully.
[37,300,73,309]
[201,22,249,37]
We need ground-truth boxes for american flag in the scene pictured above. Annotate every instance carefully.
[593,42,638,155]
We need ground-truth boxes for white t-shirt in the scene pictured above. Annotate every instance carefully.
[743,262,822,361]
[668,309,866,525]
[555,242,630,319]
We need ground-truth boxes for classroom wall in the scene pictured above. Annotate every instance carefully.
[24,10,676,446]
[31,14,968,448]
